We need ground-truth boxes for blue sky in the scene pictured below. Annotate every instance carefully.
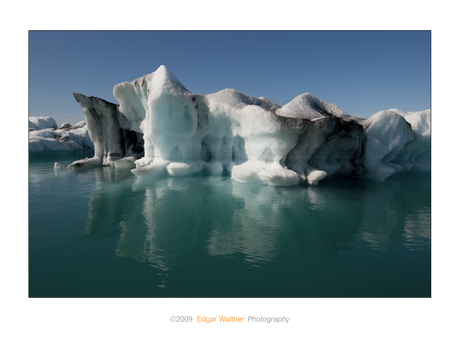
[29,31,430,125]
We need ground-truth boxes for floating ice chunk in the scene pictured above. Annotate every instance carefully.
[29,138,45,152]
[231,162,300,186]
[29,117,58,130]
[54,162,66,171]
[306,170,328,185]
[131,158,170,178]
[166,162,204,176]
[257,164,300,187]
[29,135,72,151]
[111,156,137,169]
[28,117,94,155]
[68,157,102,170]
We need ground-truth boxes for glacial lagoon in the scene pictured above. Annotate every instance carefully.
[29,152,430,297]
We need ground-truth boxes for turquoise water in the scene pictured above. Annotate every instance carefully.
[29,153,431,297]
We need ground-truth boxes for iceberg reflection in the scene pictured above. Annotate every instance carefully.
[83,170,430,272]
[358,176,431,251]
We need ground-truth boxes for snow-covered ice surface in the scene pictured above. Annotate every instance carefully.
[68,65,430,185]
[29,117,94,154]
[29,116,58,131]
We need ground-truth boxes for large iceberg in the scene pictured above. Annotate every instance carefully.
[68,65,430,186]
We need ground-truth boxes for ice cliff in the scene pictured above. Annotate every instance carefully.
[68,65,430,186]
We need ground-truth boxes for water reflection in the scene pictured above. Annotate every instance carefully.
[83,170,431,275]
[358,176,431,251]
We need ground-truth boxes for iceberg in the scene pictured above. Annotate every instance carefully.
[68,65,430,185]
[29,117,94,154]
[29,116,58,131]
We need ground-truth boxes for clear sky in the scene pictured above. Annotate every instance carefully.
[29,30,430,126]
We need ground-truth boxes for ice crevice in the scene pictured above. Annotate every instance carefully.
[67,65,430,186]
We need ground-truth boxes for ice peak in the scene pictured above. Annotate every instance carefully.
[155,64,170,75]
[150,65,188,94]
[154,64,175,81]
[276,93,345,120]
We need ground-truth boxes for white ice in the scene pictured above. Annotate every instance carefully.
[69,65,430,185]
[362,109,430,180]
[29,116,57,130]
[29,117,93,153]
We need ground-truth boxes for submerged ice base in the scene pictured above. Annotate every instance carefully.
[70,65,430,186]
